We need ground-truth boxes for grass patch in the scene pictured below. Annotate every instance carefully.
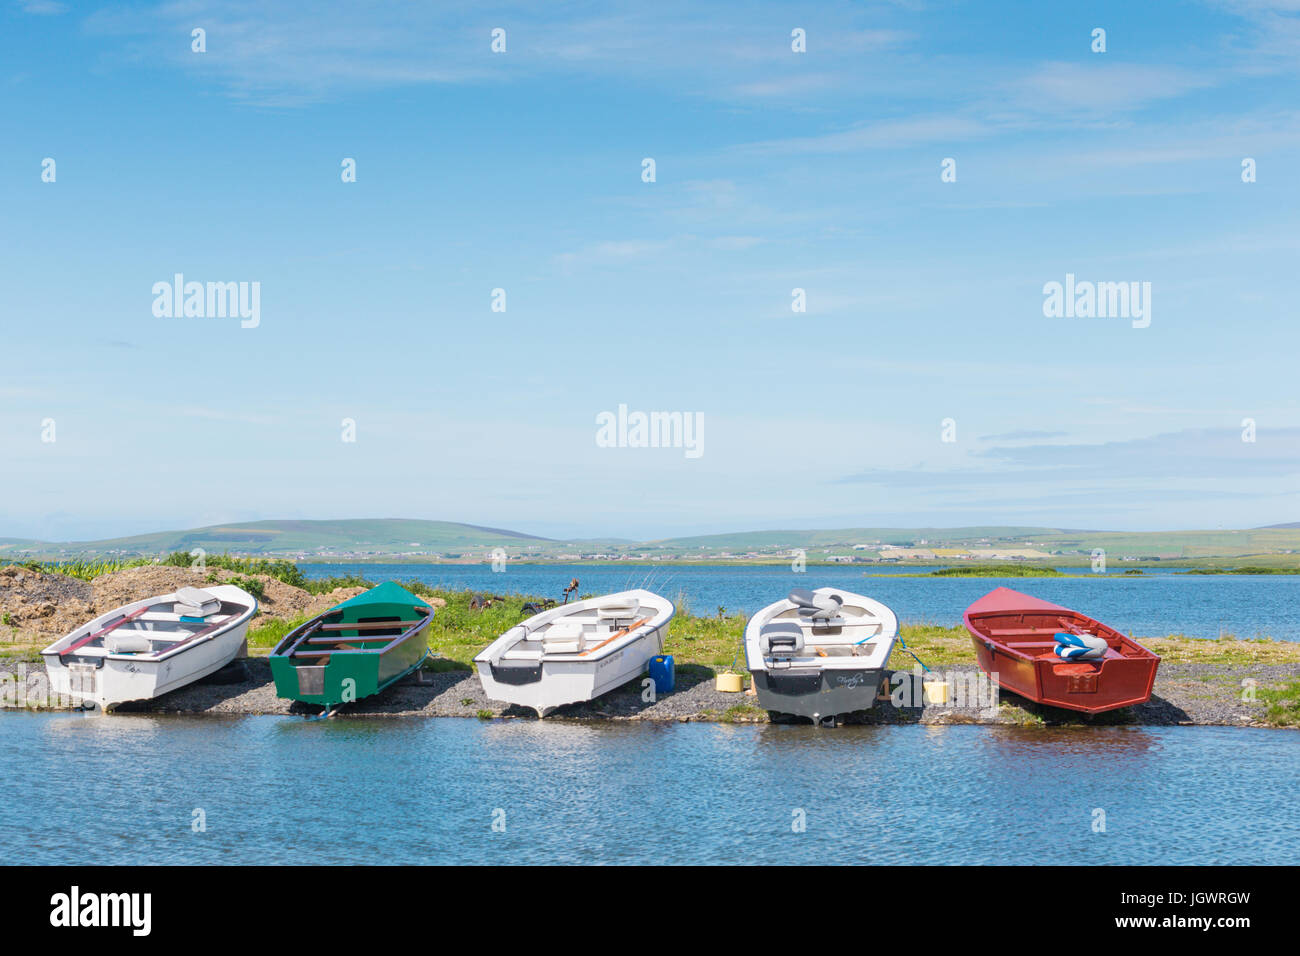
[2,557,155,581]
[928,564,1064,577]
[421,589,539,667]
[887,624,976,669]
[247,615,306,649]
[1185,566,1300,575]
[1,552,369,592]
[999,703,1046,726]
[159,552,311,588]
[723,703,767,723]
[1143,634,1300,667]
[1257,679,1300,727]
[224,574,266,601]
[423,656,471,673]
[663,603,746,670]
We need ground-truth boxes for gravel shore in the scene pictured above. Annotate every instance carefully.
[103,656,1296,728]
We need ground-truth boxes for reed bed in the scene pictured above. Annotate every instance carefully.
[0,557,152,581]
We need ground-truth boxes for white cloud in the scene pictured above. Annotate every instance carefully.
[737,114,995,156]
[18,0,66,14]
[1009,62,1214,113]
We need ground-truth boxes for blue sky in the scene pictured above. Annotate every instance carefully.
[2,0,1298,541]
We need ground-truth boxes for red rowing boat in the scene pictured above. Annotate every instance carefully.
[963,587,1160,714]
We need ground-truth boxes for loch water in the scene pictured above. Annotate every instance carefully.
[5,713,1297,865]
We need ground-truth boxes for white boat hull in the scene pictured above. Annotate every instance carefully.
[475,623,667,716]
[41,584,257,711]
[474,588,675,717]
[44,622,251,709]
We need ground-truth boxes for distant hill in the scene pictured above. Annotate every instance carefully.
[6,519,554,559]
[0,538,42,553]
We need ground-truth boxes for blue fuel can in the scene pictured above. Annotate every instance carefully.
[648,655,675,694]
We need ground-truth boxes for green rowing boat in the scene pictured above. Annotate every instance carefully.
[270,582,433,707]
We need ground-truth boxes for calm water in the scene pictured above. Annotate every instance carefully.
[4,714,1297,865]
[305,563,1300,640]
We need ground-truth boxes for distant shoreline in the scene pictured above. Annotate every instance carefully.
[6,555,1300,575]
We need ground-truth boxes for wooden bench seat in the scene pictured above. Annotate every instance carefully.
[304,635,394,645]
[318,620,424,632]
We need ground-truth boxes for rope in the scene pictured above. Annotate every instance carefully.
[894,631,932,673]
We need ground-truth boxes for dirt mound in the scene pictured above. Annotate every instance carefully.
[91,566,309,621]
[0,564,95,637]
[2,564,448,641]
[302,587,369,619]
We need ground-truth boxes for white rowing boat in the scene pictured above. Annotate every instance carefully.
[41,584,258,711]
[474,588,675,716]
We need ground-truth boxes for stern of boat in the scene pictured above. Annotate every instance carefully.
[752,665,888,723]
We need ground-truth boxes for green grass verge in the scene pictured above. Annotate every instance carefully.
[247,615,305,649]
[1257,679,1300,727]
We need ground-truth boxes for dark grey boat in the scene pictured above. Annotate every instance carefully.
[743,588,898,725]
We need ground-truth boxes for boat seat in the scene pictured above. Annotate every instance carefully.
[596,604,639,625]
[105,634,153,654]
[541,620,586,654]
[789,589,844,621]
[760,621,804,658]
[174,586,221,618]
[503,647,543,662]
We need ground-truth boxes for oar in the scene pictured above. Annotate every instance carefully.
[63,604,152,656]
[579,617,651,656]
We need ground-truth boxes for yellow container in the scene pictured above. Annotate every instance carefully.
[715,672,744,693]
[923,679,951,705]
